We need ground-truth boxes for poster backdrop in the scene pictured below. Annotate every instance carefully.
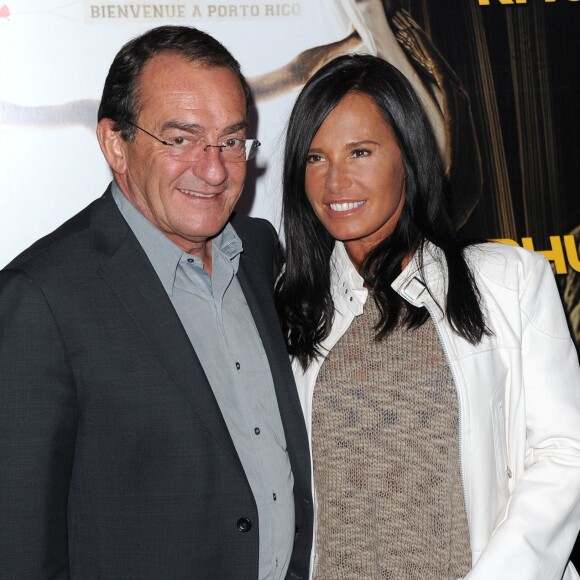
[0,4,578,330]
[0,0,579,319]
[0,0,579,562]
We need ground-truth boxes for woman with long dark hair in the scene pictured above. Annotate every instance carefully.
[275,54,580,579]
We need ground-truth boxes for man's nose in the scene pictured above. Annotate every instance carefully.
[194,145,228,185]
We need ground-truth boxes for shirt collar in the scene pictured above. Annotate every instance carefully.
[111,181,243,296]
[330,241,368,316]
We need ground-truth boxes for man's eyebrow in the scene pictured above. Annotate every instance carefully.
[159,120,249,135]
[160,120,203,135]
[222,120,249,135]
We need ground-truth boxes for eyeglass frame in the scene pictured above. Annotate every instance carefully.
[123,120,260,162]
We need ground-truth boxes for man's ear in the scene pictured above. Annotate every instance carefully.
[97,118,128,175]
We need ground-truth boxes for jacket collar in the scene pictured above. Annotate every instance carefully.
[330,240,447,320]
[392,242,447,320]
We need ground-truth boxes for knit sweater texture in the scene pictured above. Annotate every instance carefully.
[311,297,471,579]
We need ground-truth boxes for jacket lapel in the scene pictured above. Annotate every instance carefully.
[90,189,244,474]
[237,251,312,492]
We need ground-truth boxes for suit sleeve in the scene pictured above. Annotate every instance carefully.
[466,257,580,580]
[0,269,77,579]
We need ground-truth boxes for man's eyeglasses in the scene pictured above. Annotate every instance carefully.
[125,120,260,162]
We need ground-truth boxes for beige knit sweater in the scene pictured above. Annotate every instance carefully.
[312,298,471,579]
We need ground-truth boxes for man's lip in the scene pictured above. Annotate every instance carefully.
[178,188,223,198]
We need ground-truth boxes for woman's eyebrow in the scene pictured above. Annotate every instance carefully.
[346,140,379,148]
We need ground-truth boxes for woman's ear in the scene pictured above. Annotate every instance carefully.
[96,118,128,176]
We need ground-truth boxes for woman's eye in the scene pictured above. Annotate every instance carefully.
[306,154,322,164]
[352,149,370,158]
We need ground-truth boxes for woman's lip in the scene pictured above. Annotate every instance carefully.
[328,200,366,212]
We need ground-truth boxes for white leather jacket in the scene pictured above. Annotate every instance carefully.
[292,241,580,580]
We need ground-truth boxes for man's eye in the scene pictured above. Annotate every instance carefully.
[223,138,243,149]
[169,136,188,146]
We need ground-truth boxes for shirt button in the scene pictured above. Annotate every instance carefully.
[254,427,260,435]
[187,258,194,263]
[235,362,241,370]
[273,493,277,501]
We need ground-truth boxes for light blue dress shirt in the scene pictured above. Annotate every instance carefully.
[112,183,295,579]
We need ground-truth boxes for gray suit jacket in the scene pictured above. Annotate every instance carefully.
[0,186,313,579]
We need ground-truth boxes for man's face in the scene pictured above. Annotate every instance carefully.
[115,53,248,252]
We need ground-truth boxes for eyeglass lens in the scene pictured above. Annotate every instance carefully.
[168,139,259,163]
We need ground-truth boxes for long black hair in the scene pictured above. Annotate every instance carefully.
[275,54,488,369]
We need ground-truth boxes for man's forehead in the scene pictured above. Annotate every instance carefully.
[139,57,244,105]
[141,54,237,86]
[137,58,246,122]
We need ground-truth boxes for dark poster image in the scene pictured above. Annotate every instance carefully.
[396,0,579,346]
[396,0,579,564]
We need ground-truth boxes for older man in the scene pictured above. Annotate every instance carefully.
[0,26,312,579]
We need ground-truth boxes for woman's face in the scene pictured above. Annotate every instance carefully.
[304,91,406,258]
